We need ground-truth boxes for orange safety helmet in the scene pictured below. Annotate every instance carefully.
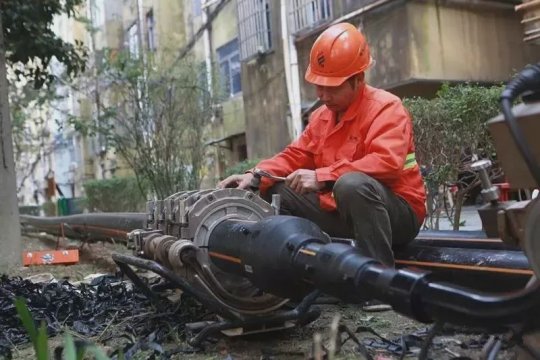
[305,23,373,87]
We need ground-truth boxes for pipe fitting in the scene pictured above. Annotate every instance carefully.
[155,235,176,266]
[168,240,197,269]
[142,233,163,258]
[471,159,499,203]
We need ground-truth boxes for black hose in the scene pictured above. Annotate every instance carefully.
[420,278,540,327]
[500,63,540,186]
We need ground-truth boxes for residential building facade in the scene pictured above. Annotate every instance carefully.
[37,0,538,207]
[237,0,540,159]
[184,0,248,187]
[33,0,189,207]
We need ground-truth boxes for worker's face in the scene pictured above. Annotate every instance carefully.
[316,74,364,114]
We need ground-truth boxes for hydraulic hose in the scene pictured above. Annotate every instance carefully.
[500,63,540,186]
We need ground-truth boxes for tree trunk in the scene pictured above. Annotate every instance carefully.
[0,13,22,270]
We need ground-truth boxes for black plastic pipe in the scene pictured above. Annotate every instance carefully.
[20,213,146,241]
[208,216,540,330]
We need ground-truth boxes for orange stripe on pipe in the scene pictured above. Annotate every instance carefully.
[71,224,128,237]
[396,260,534,276]
[208,251,242,264]
[38,223,129,238]
[414,236,502,243]
[299,249,317,256]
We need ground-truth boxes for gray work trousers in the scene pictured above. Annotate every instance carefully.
[264,172,420,267]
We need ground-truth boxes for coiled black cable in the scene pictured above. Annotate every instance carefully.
[500,63,540,186]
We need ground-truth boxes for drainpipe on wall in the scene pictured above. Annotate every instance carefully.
[202,0,214,97]
[201,0,218,178]
[87,0,104,177]
[280,0,303,140]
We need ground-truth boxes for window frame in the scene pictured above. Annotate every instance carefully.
[127,22,139,58]
[217,38,242,98]
[146,10,156,52]
[289,0,332,35]
[236,0,272,61]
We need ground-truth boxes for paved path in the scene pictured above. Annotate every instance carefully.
[436,205,483,231]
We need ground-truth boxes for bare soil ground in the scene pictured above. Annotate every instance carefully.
[5,235,523,359]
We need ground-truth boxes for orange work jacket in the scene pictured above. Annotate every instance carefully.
[257,85,427,224]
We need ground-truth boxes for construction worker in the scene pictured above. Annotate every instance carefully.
[218,23,426,267]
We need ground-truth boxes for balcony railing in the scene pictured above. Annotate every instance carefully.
[289,0,331,34]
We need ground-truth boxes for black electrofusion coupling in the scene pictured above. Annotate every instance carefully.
[207,215,540,330]
[207,216,431,321]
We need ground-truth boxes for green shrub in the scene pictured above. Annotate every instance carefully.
[222,158,260,179]
[404,83,503,229]
[19,205,41,216]
[83,177,147,212]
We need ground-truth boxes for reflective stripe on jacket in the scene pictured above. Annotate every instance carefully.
[257,85,427,224]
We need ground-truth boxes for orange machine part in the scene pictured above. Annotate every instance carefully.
[22,249,79,266]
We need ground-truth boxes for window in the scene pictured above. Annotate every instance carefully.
[290,0,331,34]
[91,0,105,28]
[217,39,242,97]
[236,0,272,61]
[146,10,156,51]
[127,23,139,58]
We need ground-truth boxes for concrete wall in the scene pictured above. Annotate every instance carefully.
[93,0,123,50]
[336,0,385,16]
[295,0,540,104]
[184,0,205,59]
[152,0,185,64]
[407,1,538,83]
[211,1,246,144]
[361,2,412,90]
[120,0,185,60]
[242,0,290,159]
[296,31,319,105]
[190,0,248,185]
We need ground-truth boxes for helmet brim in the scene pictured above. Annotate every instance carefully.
[305,66,348,87]
[304,58,375,87]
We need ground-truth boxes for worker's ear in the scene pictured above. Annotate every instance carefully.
[348,73,365,90]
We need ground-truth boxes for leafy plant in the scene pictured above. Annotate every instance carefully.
[68,51,219,199]
[404,83,503,230]
[8,80,62,195]
[1,0,88,88]
[222,158,260,179]
[15,297,49,360]
[63,333,114,360]
[83,177,147,212]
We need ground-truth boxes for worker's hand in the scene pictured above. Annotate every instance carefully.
[217,173,254,190]
[286,169,325,194]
